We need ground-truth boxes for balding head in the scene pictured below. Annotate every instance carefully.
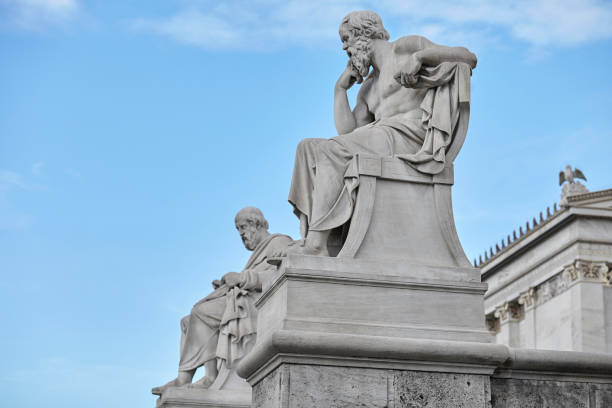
[235,207,270,250]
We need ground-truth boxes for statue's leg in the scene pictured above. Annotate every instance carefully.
[299,213,308,241]
[289,138,325,227]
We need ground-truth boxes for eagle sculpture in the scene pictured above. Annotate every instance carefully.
[559,165,587,185]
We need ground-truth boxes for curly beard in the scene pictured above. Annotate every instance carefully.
[348,37,372,83]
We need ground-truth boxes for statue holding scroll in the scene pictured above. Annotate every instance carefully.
[289,10,477,258]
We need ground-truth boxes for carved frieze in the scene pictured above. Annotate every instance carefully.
[518,287,536,310]
[486,313,500,333]
[494,300,523,323]
[536,273,567,305]
[487,259,610,333]
[603,263,612,286]
[563,260,608,282]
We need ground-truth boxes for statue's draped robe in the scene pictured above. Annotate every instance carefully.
[289,61,471,232]
[178,233,292,372]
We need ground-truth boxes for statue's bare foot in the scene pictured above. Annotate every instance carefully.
[287,239,329,256]
[152,378,181,396]
[187,376,215,389]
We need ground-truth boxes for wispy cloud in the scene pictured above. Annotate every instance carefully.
[130,0,612,51]
[0,0,80,30]
[131,1,365,51]
[0,170,27,190]
[0,166,47,192]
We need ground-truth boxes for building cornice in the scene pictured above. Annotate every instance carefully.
[481,206,612,281]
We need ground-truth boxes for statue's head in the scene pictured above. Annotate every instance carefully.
[235,207,269,251]
[339,11,389,80]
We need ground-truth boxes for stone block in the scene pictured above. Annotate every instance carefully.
[251,364,492,408]
[256,255,491,345]
[394,371,490,408]
[490,378,612,408]
[155,387,251,408]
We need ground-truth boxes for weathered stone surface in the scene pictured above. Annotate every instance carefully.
[591,383,612,408]
[489,378,612,408]
[251,364,493,408]
[395,371,490,408]
[251,365,285,407]
[288,365,390,407]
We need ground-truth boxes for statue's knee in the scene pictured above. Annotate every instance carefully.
[314,139,341,159]
[296,138,322,155]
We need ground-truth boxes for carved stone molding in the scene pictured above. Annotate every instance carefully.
[486,313,500,333]
[487,259,610,333]
[564,260,609,282]
[537,273,568,305]
[494,300,523,323]
[603,263,612,286]
[518,288,536,311]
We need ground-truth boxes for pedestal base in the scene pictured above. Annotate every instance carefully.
[155,388,251,408]
[255,364,490,407]
[237,255,612,407]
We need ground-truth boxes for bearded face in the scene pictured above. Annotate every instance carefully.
[349,36,372,80]
[235,217,262,251]
[341,32,373,82]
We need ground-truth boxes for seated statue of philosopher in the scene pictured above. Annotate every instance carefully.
[288,10,477,256]
[152,207,293,395]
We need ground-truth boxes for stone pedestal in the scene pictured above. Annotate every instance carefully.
[155,361,252,407]
[237,255,612,407]
[155,388,251,408]
[255,364,492,407]
[255,255,492,344]
[237,254,506,407]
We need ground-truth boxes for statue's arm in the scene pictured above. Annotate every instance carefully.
[394,36,477,87]
[239,236,294,291]
[394,36,477,68]
[414,45,477,69]
[334,65,374,135]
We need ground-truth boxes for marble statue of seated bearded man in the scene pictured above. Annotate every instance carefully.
[152,207,293,395]
[288,10,477,256]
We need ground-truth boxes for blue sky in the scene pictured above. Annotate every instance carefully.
[1,1,611,407]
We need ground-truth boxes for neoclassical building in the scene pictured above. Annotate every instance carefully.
[477,176,612,353]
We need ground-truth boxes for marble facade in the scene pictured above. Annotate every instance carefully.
[481,188,612,353]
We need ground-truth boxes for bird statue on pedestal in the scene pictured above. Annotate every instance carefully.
[559,165,588,206]
[559,165,587,185]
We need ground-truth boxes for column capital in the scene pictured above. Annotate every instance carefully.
[494,300,523,324]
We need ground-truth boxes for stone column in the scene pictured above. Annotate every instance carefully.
[565,261,608,352]
[494,301,523,348]
[518,288,536,348]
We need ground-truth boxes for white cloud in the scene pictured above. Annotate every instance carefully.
[0,170,27,190]
[0,166,49,191]
[130,0,612,51]
[1,0,79,30]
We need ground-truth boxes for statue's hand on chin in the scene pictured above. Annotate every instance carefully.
[336,61,360,90]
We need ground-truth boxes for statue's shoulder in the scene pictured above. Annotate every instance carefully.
[392,35,435,55]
